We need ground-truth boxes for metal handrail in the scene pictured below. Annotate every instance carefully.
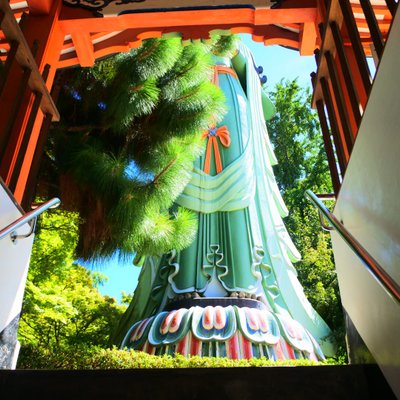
[305,189,400,302]
[0,197,60,242]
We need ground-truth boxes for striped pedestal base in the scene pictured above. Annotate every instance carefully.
[121,300,325,361]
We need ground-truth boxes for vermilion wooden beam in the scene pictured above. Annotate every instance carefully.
[0,0,64,202]
[324,50,354,153]
[59,7,318,34]
[57,22,302,68]
[339,0,372,97]
[0,40,18,96]
[330,21,362,128]
[71,32,95,67]
[0,0,59,119]
[299,21,317,55]
[311,0,349,108]
[55,2,317,68]
[359,0,384,59]
[320,77,347,176]
[352,3,392,19]
[26,0,53,15]
[316,98,341,195]
[4,1,321,70]
[14,11,65,202]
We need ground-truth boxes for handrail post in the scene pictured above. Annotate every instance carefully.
[0,197,61,241]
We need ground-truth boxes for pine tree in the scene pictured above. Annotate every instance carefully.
[38,36,238,261]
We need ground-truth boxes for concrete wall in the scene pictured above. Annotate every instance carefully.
[331,8,400,397]
[0,180,34,369]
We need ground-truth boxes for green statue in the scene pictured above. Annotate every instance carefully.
[115,42,335,360]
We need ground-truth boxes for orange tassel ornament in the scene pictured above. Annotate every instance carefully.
[202,126,231,174]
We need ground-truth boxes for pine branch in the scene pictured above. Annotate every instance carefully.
[130,84,144,92]
[175,89,200,102]
[136,40,160,62]
[152,157,177,186]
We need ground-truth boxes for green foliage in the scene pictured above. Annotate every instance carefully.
[128,206,198,256]
[39,36,235,261]
[209,35,240,58]
[18,209,126,357]
[268,79,332,202]
[27,208,80,283]
[120,291,133,306]
[18,346,339,369]
[267,79,346,359]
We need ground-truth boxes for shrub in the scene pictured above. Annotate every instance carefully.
[18,345,343,370]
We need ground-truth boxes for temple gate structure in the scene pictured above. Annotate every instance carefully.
[0,0,399,396]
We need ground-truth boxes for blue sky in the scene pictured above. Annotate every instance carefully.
[88,35,317,302]
[87,254,140,301]
[240,34,316,92]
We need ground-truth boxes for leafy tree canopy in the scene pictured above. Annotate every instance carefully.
[18,209,126,355]
[267,79,345,358]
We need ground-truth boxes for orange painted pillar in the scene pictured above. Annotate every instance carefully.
[0,0,64,204]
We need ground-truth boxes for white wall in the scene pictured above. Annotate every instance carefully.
[331,8,400,396]
[0,181,34,367]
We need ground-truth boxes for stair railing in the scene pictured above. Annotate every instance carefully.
[305,189,400,303]
[0,197,60,242]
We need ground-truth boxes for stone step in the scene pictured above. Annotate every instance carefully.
[0,364,395,400]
